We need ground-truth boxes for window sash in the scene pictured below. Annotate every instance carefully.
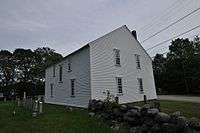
[59,65,62,82]
[50,83,53,97]
[53,65,55,77]
[68,62,71,72]
[116,77,123,93]
[137,78,144,93]
[114,49,121,66]
[71,79,75,96]
[135,54,141,69]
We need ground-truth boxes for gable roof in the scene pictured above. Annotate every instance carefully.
[46,25,152,69]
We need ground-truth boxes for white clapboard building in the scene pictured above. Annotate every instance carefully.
[45,25,157,108]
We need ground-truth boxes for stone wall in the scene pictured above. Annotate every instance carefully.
[88,99,200,133]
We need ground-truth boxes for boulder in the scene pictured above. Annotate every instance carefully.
[140,124,149,133]
[155,112,171,123]
[113,108,122,118]
[95,100,104,110]
[143,117,155,127]
[147,108,159,117]
[123,115,141,126]
[161,123,177,133]
[120,104,128,112]
[130,126,142,133]
[128,105,141,112]
[176,116,189,132]
[172,111,181,118]
[151,123,161,133]
[125,109,140,117]
[189,117,200,131]
[140,104,151,116]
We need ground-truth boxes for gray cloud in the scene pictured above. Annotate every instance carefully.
[0,0,200,56]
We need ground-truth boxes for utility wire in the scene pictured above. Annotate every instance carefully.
[141,7,200,43]
[146,24,200,51]
[139,0,183,32]
[151,32,200,58]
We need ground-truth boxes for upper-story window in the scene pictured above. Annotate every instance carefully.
[135,54,141,69]
[137,78,144,94]
[114,49,121,66]
[53,65,56,77]
[116,77,123,94]
[59,65,63,82]
[68,60,72,72]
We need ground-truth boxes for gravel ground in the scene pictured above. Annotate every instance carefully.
[158,95,200,103]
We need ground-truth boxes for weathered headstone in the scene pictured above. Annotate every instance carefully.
[39,101,43,114]
[17,98,20,107]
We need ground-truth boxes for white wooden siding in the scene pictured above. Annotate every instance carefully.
[45,46,91,108]
[89,25,157,104]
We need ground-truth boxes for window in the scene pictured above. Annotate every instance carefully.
[59,65,63,82]
[116,77,123,94]
[53,65,55,77]
[70,79,75,97]
[135,54,141,69]
[68,61,71,72]
[114,49,121,66]
[50,83,53,97]
[137,78,144,94]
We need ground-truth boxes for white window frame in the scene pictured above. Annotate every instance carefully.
[70,79,75,97]
[114,49,121,66]
[116,77,123,94]
[137,78,144,94]
[135,54,141,69]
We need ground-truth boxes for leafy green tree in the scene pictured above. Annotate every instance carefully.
[13,49,35,82]
[152,54,166,93]
[153,37,200,94]
[32,47,63,82]
[0,50,15,87]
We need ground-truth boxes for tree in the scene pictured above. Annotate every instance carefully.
[0,50,15,87]
[152,54,166,93]
[13,49,35,82]
[153,37,200,94]
[32,47,63,82]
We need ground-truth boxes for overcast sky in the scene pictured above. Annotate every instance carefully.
[0,0,200,57]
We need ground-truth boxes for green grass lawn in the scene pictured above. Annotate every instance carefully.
[0,102,127,133]
[159,100,200,118]
[0,100,200,133]
[131,100,200,118]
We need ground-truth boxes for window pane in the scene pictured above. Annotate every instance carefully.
[114,49,121,66]
[135,54,141,69]
[59,65,62,82]
[68,63,71,71]
[116,77,123,94]
[53,66,55,77]
[137,78,144,93]
[71,79,75,96]
[50,83,53,97]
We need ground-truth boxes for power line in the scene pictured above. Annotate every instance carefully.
[150,32,200,59]
[141,7,200,43]
[146,24,200,51]
[139,0,183,32]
